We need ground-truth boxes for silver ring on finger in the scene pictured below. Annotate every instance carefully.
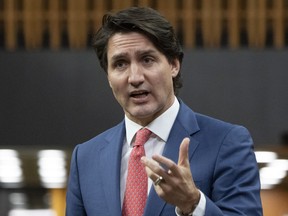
[154,176,163,186]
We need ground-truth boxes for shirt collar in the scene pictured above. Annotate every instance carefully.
[125,97,180,146]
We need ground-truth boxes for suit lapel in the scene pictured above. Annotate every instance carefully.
[163,100,200,164]
[99,122,125,216]
[144,101,200,216]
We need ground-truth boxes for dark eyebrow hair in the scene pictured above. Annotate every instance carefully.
[110,48,159,63]
[135,49,158,57]
[110,52,129,63]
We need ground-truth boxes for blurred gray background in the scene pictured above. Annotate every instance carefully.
[1,50,287,148]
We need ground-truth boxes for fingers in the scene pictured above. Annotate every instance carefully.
[141,156,169,183]
[178,137,190,166]
[151,154,180,178]
[152,137,190,177]
[141,137,199,209]
[141,137,191,182]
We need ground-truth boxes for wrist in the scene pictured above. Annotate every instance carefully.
[176,206,195,216]
[178,190,200,215]
[179,204,197,216]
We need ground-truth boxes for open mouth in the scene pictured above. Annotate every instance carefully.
[130,90,149,98]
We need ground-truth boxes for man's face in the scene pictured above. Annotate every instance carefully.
[107,32,180,126]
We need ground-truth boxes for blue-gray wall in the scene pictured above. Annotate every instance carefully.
[1,50,287,148]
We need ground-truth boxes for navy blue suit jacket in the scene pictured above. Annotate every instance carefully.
[66,100,262,215]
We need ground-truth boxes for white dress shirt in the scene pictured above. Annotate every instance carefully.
[120,97,205,216]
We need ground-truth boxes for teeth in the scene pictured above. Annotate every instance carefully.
[131,91,148,97]
[136,92,145,95]
[132,91,146,96]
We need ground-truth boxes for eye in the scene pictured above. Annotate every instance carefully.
[142,56,155,66]
[113,60,128,71]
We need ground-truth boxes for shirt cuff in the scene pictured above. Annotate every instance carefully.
[175,190,206,216]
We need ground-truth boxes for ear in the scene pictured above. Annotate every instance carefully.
[171,58,180,78]
[107,75,113,88]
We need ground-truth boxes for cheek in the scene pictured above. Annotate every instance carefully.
[108,76,125,95]
[108,74,118,89]
[107,78,118,95]
[154,70,174,87]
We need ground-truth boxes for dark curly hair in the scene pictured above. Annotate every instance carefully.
[92,7,184,94]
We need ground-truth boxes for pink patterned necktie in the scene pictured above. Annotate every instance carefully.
[122,128,152,216]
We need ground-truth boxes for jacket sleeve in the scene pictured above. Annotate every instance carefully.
[66,145,87,216]
[204,126,262,215]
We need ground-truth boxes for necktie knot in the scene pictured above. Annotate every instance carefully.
[133,128,151,147]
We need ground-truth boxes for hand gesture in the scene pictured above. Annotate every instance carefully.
[141,138,200,214]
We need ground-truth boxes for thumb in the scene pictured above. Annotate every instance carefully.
[178,137,190,167]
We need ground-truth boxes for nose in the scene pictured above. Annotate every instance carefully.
[128,63,144,87]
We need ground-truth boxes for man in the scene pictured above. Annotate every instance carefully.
[66,7,262,216]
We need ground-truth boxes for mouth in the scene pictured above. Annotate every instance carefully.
[129,90,149,99]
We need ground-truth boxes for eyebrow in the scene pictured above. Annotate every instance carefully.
[135,49,158,57]
[110,49,158,62]
[110,52,129,63]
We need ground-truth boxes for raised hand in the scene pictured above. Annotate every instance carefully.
[141,138,200,214]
